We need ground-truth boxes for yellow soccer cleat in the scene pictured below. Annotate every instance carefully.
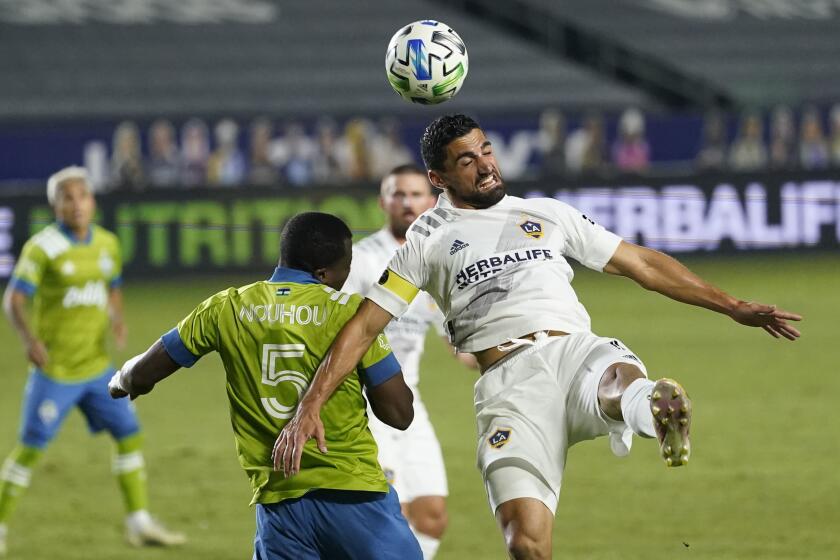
[650,378,692,467]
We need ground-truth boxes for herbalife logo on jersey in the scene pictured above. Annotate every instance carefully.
[455,248,554,290]
[449,239,470,255]
[62,280,107,308]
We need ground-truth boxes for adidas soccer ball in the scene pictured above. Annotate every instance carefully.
[385,20,468,104]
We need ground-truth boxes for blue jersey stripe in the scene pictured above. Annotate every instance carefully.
[358,353,400,388]
[9,276,36,296]
[161,327,200,368]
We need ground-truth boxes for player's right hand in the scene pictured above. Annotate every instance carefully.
[26,339,49,368]
[108,369,130,399]
[272,404,328,478]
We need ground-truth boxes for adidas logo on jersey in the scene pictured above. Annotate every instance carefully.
[449,239,469,255]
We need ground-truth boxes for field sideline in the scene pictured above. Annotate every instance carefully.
[0,254,837,559]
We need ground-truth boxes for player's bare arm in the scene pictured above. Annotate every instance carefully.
[604,241,802,340]
[2,286,48,368]
[108,287,128,350]
[108,340,180,400]
[366,372,414,430]
[272,298,394,477]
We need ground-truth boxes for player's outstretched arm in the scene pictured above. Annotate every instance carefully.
[273,299,393,478]
[108,339,181,400]
[604,241,802,340]
[367,372,414,430]
[3,286,49,368]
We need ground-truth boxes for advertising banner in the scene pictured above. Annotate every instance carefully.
[1,171,838,279]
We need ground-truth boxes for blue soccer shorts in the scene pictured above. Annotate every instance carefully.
[253,486,422,560]
[18,367,141,449]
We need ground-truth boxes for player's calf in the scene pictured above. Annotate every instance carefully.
[650,378,692,467]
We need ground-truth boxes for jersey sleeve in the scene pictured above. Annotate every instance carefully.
[551,199,623,271]
[9,240,48,296]
[342,247,374,296]
[365,233,427,318]
[356,331,401,388]
[160,289,229,368]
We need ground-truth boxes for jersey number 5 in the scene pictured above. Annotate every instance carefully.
[259,344,311,420]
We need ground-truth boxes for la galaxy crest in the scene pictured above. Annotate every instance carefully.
[519,217,543,239]
[488,428,512,449]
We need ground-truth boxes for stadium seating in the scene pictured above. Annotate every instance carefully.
[0,0,649,121]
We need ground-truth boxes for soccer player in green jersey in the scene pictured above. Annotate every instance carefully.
[0,166,185,556]
[108,212,422,560]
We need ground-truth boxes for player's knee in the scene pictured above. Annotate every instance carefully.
[598,362,645,420]
[506,531,550,560]
[409,497,448,539]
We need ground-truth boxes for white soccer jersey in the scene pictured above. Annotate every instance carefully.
[368,193,623,352]
[343,228,445,388]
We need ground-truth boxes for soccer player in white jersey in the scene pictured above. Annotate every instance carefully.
[343,164,477,559]
[273,115,802,559]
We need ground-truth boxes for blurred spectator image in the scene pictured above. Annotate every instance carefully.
[695,110,727,171]
[768,106,797,170]
[537,109,566,178]
[146,119,181,188]
[565,112,606,174]
[207,119,246,187]
[110,121,144,190]
[830,104,840,166]
[338,118,375,181]
[180,119,210,187]
[247,117,279,186]
[271,122,317,187]
[612,107,650,173]
[370,118,415,179]
[728,112,767,172]
[311,118,344,185]
[798,107,829,170]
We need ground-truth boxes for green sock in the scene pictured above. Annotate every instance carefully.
[0,445,42,523]
[113,433,148,513]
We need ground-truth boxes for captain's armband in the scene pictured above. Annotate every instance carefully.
[366,268,420,318]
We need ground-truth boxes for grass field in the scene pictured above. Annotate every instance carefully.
[0,254,837,559]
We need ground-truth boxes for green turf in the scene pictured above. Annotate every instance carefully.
[0,254,837,559]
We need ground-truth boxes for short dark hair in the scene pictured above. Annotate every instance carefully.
[387,163,426,177]
[280,212,352,273]
[420,114,481,171]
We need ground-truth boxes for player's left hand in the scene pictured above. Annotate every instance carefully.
[272,404,328,478]
[108,369,130,399]
[113,321,128,350]
[729,301,802,340]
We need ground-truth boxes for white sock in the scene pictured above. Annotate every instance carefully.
[126,509,152,529]
[413,531,440,560]
[620,378,656,438]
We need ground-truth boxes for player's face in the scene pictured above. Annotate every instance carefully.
[380,173,436,239]
[428,128,505,209]
[317,239,353,291]
[53,179,95,231]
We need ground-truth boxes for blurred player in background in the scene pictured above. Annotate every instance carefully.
[343,164,477,559]
[274,115,803,560]
[0,166,185,556]
[108,212,422,560]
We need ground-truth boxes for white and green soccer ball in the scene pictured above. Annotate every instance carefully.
[385,20,468,104]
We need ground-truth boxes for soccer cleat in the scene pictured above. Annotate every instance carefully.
[650,378,692,467]
[126,517,186,548]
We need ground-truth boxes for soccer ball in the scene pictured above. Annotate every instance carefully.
[385,20,469,104]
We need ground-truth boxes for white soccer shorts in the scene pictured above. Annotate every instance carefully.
[368,393,449,503]
[474,332,648,514]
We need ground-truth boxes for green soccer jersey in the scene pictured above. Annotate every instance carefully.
[10,223,122,381]
[161,267,400,506]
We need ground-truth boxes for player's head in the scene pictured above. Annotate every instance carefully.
[420,114,505,210]
[46,166,96,230]
[380,164,436,240]
[280,212,353,290]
